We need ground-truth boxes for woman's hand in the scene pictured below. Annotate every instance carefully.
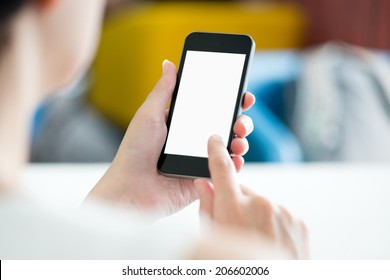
[87,60,255,218]
[194,136,309,259]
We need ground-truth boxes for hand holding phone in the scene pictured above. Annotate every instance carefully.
[158,32,255,178]
[89,57,254,218]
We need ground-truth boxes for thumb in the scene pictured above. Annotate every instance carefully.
[194,179,215,219]
[121,60,176,164]
[143,60,177,119]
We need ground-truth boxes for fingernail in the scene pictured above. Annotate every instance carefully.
[210,135,223,144]
[242,117,254,133]
[162,59,170,75]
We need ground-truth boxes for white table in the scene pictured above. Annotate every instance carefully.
[21,163,390,259]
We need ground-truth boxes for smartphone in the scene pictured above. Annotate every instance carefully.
[158,32,255,178]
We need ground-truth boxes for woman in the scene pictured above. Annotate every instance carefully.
[0,0,308,259]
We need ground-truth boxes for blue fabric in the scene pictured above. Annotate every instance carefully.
[245,99,303,162]
[244,51,303,162]
[31,101,50,142]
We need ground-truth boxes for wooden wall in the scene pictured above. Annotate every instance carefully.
[284,0,390,49]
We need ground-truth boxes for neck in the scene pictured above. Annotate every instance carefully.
[0,12,42,191]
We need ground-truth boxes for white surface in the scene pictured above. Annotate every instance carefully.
[165,51,245,157]
[21,163,390,259]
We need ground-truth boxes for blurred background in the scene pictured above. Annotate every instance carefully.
[30,0,390,164]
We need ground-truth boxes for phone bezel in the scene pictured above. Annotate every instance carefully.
[158,32,255,178]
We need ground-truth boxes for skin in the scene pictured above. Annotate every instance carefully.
[88,60,255,217]
[0,0,309,259]
[0,0,106,191]
[193,136,310,259]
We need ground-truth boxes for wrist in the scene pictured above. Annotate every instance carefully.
[86,164,157,212]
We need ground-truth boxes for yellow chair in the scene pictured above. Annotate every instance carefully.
[89,2,306,128]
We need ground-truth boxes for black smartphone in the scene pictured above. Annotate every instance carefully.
[158,32,255,178]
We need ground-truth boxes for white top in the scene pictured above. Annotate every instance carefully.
[0,194,197,259]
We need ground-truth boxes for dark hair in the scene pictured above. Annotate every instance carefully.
[0,1,28,18]
[0,1,29,54]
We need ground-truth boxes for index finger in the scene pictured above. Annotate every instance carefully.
[208,135,240,201]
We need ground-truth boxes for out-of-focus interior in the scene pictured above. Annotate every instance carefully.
[30,0,390,163]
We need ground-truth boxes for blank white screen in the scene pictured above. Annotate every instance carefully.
[164,50,246,158]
